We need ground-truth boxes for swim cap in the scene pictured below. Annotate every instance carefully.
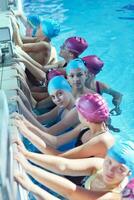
[66,58,87,75]
[82,55,104,75]
[41,19,60,39]
[122,178,134,199]
[76,93,109,123]
[107,140,134,173]
[48,76,72,95]
[47,69,66,82]
[63,37,88,56]
[27,15,40,28]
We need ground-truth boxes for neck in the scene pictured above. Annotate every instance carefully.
[73,86,86,97]
[66,96,75,110]
[65,57,73,63]
[89,122,106,134]
[44,37,50,43]
[65,55,76,63]
[86,76,95,87]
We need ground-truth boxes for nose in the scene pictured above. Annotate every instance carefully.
[54,96,61,103]
[108,166,116,175]
[73,75,80,83]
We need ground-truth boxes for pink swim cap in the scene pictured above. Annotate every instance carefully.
[122,179,134,199]
[64,37,88,56]
[76,93,109,123]
[82,55,104,75]
[47,69,66,82]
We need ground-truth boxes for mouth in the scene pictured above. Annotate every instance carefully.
[105,174,114,181]
[56,102,63,106]
[74,82,81,86]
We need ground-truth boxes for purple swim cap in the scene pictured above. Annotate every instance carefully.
[82,55,104,75]
[122,179,134,199]
[76,93,109,123]
[64,37,88,56]
[47,69,66,82]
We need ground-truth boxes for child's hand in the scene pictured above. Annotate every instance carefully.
[14,172,33,191]
[14,151,29,170]
[110,106,122,116]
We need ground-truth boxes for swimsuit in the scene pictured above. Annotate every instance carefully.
[57,106,77,152]
[96,81,102,95]
[66,130,106,185]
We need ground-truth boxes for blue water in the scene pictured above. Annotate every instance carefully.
[22,0,134,198]
[23,0,134,140]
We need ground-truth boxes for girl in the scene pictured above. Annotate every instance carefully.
[13,93,114,158]
[83,55,123,132]
[66,58,95,99]
[15,140,133,200]
[83,55,122,116]
[15,76,79,136]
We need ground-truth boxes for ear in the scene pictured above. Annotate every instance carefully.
[84,71,88,78]
[69,52,75,59]
[84,116,90,125]
[91,73,95,78]
[88,72,95,79]
[127,170,132,176]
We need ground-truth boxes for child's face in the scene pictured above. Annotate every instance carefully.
[67,69,87,89]
[50,90,72,108]
[59,43,71,59]
[103,156,129,186]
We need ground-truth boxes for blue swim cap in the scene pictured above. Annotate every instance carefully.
[48,76,72,95]
[107,139,134,173]
[66,58,87,75]
[27,15,41,28]
[41,19,60,39]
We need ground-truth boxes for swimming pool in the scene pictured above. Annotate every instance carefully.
[23,0,134,139]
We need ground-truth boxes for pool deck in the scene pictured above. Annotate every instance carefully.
[0,0,28,199]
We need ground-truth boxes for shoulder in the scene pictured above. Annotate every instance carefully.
[100,131,115,148]
[37,41,51,50]
[96,81,109,91]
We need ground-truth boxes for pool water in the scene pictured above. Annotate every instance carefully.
[23,0,134,150]
[22,0,134,198]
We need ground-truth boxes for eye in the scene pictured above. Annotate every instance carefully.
[105,159,112,165]
[51,95,55,100]
[77,73,83,77]
[69,74,74,78]
[117,167,126,174]
[57,91,63,97]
